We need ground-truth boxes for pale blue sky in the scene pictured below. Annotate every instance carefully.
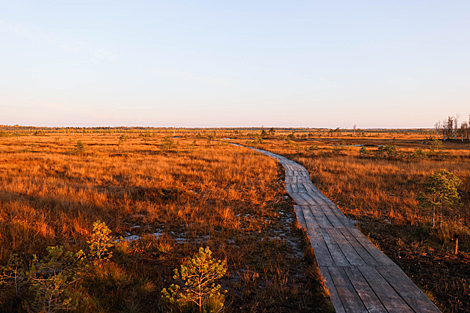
[1,1,469,127]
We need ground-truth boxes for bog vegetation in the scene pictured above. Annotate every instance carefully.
[233,126,470,312]
[0,124,469,312]
[0,127,332,312]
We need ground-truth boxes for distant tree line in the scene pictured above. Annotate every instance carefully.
[434,114,470,141]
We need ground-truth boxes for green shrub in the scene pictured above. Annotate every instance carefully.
[0,253,26,297]
[429,139,444,158]
[417,170,462,228]
[87,220,115,263]
[73,140,85,154]
[161,135,175,151]
[162,247,227,312]
[207,134,215,143]
[305,144,318,152]
[376,144,397,158]
[411,148,427,160]
[359,146,369,156]
[33,130,46,136]
[253,136,263,145]
[429,139,443,153]
[25,246,87,312]
[0,220,116,311]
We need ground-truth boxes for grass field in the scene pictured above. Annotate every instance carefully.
[1,126,469,312]
[233,129,470,312]
[0,129,333,312]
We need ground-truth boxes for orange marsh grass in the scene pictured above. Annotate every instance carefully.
[0,132,332,312]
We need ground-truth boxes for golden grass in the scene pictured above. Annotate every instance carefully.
[232,133,470,312]
[239,135,470,238]
[0,131,332,312]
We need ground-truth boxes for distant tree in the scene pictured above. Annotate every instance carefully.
[417,170,462,228]
[467,115,470,141]
[442,116,454,140]
[268,127,276,136]
[461,120,469,142]
[434,121,441,139]
[454,114,460,140]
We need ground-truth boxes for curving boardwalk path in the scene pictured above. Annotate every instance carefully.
[236,144,441,313]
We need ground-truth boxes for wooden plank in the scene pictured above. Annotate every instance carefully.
[302,182,316,194]
[328,202,349,219]
[338,228,380,267]
[301,193,321,205]
[310,205,334,228]
[327,203,354,228]
[328,266,368,313]
[377,266,441,313]
[303,182,320,193]
[318,204,346,228]
[319,267,346,313]
[298,192,319,206]
[301,206,320,230]
[306,228,334,266]
[309,193,330,205]
[297,183,307,193]
[289,193,309,206]
[326,228,367,266]
[285,184,293,193]
[312,185,322,193]
[318,193,334,205]
[293,205,307,230]
[348,227,396,266]
[358,266,414,313]
[343,266,388,313]
[321,228,350,266]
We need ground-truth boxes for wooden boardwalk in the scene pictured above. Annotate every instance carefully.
[240,145,441,313]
